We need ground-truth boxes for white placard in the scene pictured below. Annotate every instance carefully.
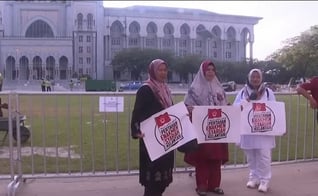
[99,96,124,112]
[192,105,241,143]
[240,101,286,136]
[140,102,197,161]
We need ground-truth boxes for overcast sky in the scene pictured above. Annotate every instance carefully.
[103,1,318,60]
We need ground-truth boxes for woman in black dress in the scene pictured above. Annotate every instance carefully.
[131,59,174,196]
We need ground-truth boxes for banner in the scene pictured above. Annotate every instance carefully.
[192,105,241,143]
[240,101,286,136]
[140,102,197,161]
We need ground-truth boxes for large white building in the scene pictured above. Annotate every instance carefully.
[0,1,261,81]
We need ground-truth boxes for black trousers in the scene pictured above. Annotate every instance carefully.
[41,85,46,92]
[144,186,165,196]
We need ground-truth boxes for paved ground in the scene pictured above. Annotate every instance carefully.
[1,161,318,196]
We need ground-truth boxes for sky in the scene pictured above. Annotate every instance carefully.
[103,1,318,61]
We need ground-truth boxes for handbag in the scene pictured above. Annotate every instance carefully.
[177,138,199,153]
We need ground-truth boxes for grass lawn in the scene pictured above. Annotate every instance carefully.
[0,92,317,175]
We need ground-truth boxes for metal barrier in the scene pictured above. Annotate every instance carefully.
[0,91,317,195]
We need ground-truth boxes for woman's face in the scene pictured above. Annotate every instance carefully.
[155,63,168,82]
[204,65,216,81]
[250,71,262,87]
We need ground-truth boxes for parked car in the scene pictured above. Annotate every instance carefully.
[222,81,236,92]
[119,81,143,91]
[288,77,305,90]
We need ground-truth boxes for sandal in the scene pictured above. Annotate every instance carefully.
[211,187,224,195]
[195,188,207,196]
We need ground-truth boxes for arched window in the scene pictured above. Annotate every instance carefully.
[225,27,236,60]
[129,21,140,34]
[128,21,141,47]
[110,21,124,46]
[226,27,236,40]
[179,24,190,56]
[180,24,190,36]
[212,26,221,39]
[163,23,174,49]
[110,21,124,35]
[146,22,157,34]
[25,20,54,37]
[0,11,2,25]
[32,56,43,80]
[87,13,93,29]
[163,23,174,35]
[77,13,83,29]
[196,24,205,34]
[59,56,68,80]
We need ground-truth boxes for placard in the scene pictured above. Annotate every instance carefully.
[192,105,241,143]
[141,102,197,161]
[240,101,286,136]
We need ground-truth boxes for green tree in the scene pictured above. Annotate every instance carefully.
[270,25,318,77]
[111,48,174,81]
[253,60,289,84]
[173,55,202,83]
[216,61,252,84]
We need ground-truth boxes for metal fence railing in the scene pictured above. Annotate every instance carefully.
[0,91,317,196]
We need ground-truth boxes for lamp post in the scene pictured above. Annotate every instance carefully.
[69,67,72,79]
[207,37,211,59]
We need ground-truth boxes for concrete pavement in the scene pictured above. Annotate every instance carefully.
[1,161,318,196]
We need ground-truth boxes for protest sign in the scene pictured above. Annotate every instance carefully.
[192,105,241,143]
[240,101,286,136]
[140,102,197,161]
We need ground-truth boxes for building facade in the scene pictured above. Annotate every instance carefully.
[0,1,261,81]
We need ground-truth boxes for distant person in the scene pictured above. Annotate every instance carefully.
[46,78,52,92]
[296,76,318,121]
[41,78,46,92]
[0,72,3,91]
[0,98,8,117]
[51,80,55,91]
[131,59,174,196]
[69,79,74,91]
[233,69,277,193]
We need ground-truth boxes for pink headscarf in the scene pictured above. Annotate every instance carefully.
[144,59,173,108]
[202,60,216,75]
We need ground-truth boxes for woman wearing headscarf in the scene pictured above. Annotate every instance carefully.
[184,60,229,196]
[131,59,174,196]
[233,68,276,193]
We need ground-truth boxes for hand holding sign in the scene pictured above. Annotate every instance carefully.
[140,102,197,161]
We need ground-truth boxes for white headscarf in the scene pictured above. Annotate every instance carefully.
[184,60,228,106]
[248,68,263,84]
[242,68,266,100]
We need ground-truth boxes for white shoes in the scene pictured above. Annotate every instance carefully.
[258,181,269,193]
[246,180,260,189]
[246,180,269,192]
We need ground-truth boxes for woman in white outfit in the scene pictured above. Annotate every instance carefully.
[233,69,276,193]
